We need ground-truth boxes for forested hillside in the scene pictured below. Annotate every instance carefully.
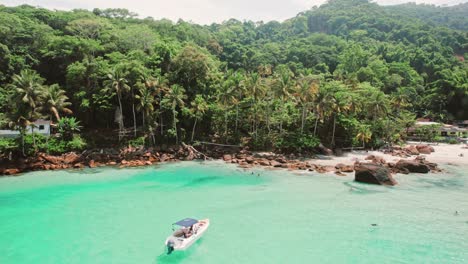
[0,0,467,154]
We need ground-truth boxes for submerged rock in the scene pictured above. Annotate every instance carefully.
[354,163,397,186]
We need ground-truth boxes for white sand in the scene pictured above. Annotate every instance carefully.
[308,143,468,167]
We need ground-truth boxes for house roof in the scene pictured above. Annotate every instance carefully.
[33,119,51,125]
[415,121,440,126]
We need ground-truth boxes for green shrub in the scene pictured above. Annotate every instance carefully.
[447,138,458,144]
[46,138,67,154]
[66,135,87,151]
[274,133,320,152]
[0,137,18,155]
[128,136,146,147]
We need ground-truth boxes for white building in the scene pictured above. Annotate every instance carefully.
[0,119,51,138]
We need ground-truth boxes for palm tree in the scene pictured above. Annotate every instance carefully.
[273,69,293,133]
[9,69,44,150]
[162,84,187,144]
[294,75,319,134]
[243,72,265,140]
[38,84,73,122]
[228,71,245,134]
[154,76,169,136]
[355,124,372,148]
[57,117,82,141]
[190,95,208,142]
[104,67,130,140]
[218,79,237,139]
[135,82,155,127]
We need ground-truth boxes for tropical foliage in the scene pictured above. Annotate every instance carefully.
[0,0,467,156]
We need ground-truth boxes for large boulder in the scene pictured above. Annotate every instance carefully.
[40,154,63,165]
[318,143,333,156]
[355,163,397,186]
[395,159,430,174]
[222,154,232,161]
[63,152,81,164]
[405,145,419,155]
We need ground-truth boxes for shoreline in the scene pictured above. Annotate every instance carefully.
[1,143,466,177]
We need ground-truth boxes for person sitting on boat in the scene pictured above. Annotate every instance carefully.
[183,227,193,238]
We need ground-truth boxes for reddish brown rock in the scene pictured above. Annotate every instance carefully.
[145,161,152,165]
[335,171,346,176]
[40,154,63,165]
[355,163,397,186]
[223,154,232,161]
[416,145,434,155]
[340,165,354,173]
[395,159,430,173]
[365,155,386,164]
[63,152,80,164]
[4,168,21,175]
[88,160,97,168]
[73,163,84,169]
[258,159,270,166]
[405,145,419,155]
[270,160,281,167]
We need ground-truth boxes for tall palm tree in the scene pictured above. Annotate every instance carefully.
[355,124,372,148]
[273,69,293,133]
[104,67,130,140]
[242,72,265,140]
[38,84,73,122]
[163,84,187,144]
[218,79,237,139]
[294,75,319,134]
[190,95,208,142]
[135,83,155,128]
[154,76,169,136]
[9,69,44,151]
[228,71,245,134]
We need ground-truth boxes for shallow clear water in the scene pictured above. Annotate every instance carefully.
[0,161,467,264]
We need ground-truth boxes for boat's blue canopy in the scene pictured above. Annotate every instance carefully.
[174,218,198,227]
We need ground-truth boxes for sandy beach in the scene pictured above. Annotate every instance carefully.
[309,143,468,167]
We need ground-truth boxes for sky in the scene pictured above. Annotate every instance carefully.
[2,0,467,24]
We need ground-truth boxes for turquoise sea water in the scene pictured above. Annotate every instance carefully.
[0,161,467,264]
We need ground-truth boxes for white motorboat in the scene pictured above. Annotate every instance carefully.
[165,218,210,254]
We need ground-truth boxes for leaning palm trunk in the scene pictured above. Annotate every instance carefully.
[313,111,319,136]
[173,109,178,144]
[224,111,228,141]
[235,105,239,134]
[331,115,336,147]
[132,90,137,137]
[117,92,124,141]
[191,119,197,142]
[301,105,306,134]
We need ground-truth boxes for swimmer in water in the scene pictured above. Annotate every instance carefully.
[455,211,459,216]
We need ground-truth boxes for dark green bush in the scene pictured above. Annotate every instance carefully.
[274,133,320,153]
[0,137,18,155]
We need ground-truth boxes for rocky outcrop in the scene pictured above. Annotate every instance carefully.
[386,144,435,157]
[394,156,439,174]
[355,163,397,186]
